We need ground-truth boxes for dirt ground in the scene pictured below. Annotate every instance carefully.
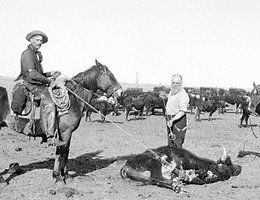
[0,106,260,200]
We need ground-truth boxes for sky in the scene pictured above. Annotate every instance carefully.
[1,0,260,89]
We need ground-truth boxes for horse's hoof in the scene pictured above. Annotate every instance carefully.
[54,175,65,187]
[64,174,74,184]
[55,179,65,187]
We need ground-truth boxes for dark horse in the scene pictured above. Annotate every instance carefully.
[250,82,260,116]
[38,60,123,184]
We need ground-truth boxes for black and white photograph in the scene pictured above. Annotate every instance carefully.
[0,0,260,199]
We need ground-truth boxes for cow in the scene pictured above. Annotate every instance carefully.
[84,98,120,123]
[143,92,166,116]
[227,88,248,114]
[188,93,202,116]
[194,96,222,121]
[118,93,145,121]
[0,86,10,129]
[120,145,241,192]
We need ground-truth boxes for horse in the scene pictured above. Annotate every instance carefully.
[250,82,260,116]
[10,59,123,185]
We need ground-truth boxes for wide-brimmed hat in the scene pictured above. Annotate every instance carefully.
[26,30,48,43]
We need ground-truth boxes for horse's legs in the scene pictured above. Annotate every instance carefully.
[53,129,72,184]
[53,147,64,184]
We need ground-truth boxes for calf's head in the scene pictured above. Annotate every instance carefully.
[212,147,242,180]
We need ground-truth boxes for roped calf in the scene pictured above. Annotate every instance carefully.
[120,145,241,191]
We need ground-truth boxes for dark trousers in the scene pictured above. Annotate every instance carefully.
[25,82,56,137]
[166,114,187,148]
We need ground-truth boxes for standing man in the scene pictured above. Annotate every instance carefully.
[160,74,189,148]
[15,30,60,137]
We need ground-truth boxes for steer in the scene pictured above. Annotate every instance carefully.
[84,98,120,122]
[120,145,241,191]
[118,93,145,121]
[143,92,166,116]
[0,86,10,129]
[194,96,220,121]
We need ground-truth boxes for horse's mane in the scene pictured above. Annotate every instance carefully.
[71,65,99,90]
[65,80,93,103]
[71,64,120,91]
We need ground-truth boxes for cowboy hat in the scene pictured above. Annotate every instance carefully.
[26,30,48,43]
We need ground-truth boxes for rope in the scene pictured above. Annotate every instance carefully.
[65,86,209,189]
[49,82,70,116]
[227,117,258,159]
[65,86,181,172]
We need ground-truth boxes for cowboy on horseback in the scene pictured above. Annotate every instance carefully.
[14,30,60,138]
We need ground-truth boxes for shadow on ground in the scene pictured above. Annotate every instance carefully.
[0,150,134,184]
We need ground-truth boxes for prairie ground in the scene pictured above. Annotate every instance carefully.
[0,106,260,200]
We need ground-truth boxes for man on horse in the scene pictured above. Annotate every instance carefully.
[14,30,60,138]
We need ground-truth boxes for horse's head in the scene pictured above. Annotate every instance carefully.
[94,60,123,98]
[250,82,260,115]
[72,60,123,99]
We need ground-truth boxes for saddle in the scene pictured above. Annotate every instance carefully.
[10,81,40,134]
[11,82,39,116]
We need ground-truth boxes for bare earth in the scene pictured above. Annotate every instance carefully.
[0,108,260,200]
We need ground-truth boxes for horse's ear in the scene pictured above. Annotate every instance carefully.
[95,59,101,66]
[253,82,256,87]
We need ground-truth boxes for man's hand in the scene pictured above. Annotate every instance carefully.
[167,119,174,127]
[159,91,167,99]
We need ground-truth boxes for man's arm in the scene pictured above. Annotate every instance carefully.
[167,111,185,127]
[167,91,189,126]
[21,51,52,85]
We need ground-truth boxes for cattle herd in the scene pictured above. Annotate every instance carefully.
[0,81,257,194]
[82,85,251,126]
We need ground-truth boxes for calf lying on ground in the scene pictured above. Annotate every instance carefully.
[120,145,241,191]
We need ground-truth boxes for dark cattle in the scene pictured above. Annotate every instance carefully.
[120,145,241,191]
[153,86,170,94]
[118,93,145,121]
[225,95,245,114]
[212,95,226,114]
[143,92,166,116]
[0,86,10,129]
[124,88,143,99]
[227,88,248,114]
[200,87,218,97]
[194,96,221,121]
[84,98,120,122]
[188,93,202,115]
